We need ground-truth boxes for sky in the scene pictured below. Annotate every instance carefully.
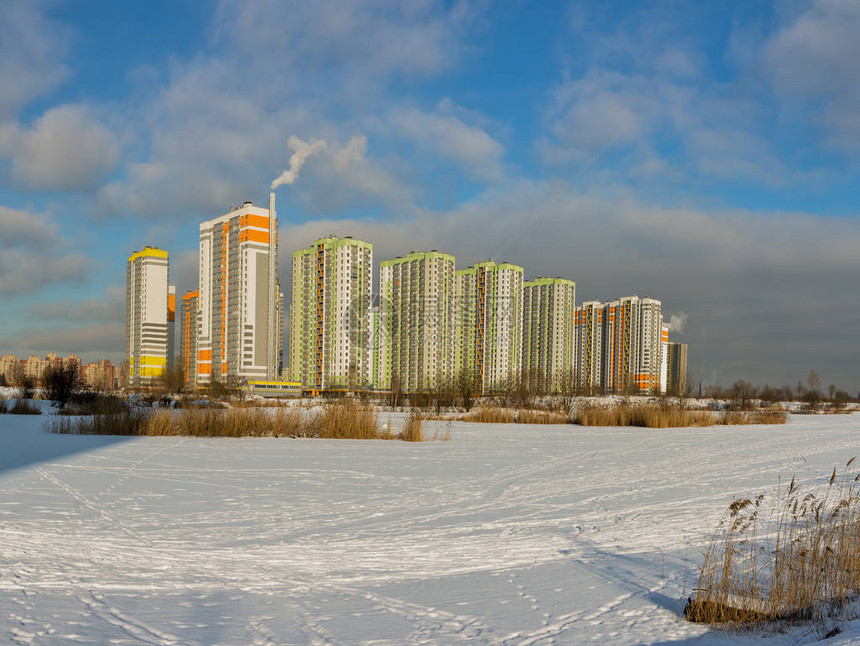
[1,0,859,392]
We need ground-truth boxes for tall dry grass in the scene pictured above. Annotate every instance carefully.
[401,412,424,442]
[687,458,860,625]
[308,399,380,439]
[45,399,405,440]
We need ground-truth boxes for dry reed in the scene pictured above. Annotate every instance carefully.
[8,399,41,415]
[45,399,410,440]
[687,458,860,626]
[401,413,424,442]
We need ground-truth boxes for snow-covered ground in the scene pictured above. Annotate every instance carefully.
[2,411,860,645]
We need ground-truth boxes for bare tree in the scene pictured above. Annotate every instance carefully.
[389,374,403,409]
[554,368,577,417]
[160,358,186,394]
[728,379,757,411]
[806,370,822,408]
[456,368,475,412]
[42,364,80,409]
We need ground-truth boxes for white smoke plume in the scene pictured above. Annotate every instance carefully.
[667,312,688,334]
[270,135,327,190]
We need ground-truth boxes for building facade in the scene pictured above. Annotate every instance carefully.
[181,290,199,389]
[454,261,524,394]
[574,300,603,393]
[378,250,456,393]
[126,246,170,387]
[522,277,576,392]
[290,235,373,392]
[197,195,281,386]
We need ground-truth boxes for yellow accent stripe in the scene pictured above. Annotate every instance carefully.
[128,247,168,263]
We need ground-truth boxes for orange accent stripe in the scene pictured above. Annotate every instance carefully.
[241,229,270,244]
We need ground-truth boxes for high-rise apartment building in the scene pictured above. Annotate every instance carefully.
[597,295,664,394]
[378,250,456,393]
[126,246,170,387]
[454,261,524,393]
[181,290,199,389]
[290,235,373,392]
[574,300,603,393]
[522,277,576,391]
[197,195,281,385]
[636,298,663,393]
[666,342,688,395]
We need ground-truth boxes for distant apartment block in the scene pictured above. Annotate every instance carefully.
[0,353,113,389]
[666,342,688,395]
[378,250,456,393]
[126,246,170,387]
[290,235,373,392]
[522,277,576,391]
[454,261,524,394]
[197,195,281,386]
[181,290,199,389]
[82,360,116,390]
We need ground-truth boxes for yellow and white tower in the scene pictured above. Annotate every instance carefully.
[126,246,170,388]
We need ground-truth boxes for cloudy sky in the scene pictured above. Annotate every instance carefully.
[1,0,858,392]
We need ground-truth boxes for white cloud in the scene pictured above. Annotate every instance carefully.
[0,205,59,248]
[391,106,505,181]
[764,0,860,151]
[3,105,120,191]
[0,204,92,294]
[0,1,70,118]
[27,285,125,322]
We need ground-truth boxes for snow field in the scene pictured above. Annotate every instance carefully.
[1,412,859,644]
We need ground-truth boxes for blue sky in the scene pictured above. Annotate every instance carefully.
[1,0,859,392]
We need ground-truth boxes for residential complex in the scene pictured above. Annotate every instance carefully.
[0,353,116,390]
[197,195,281,386]
[289,235,373,392]
[126,246,171,387]
[109,186,689,396]
[377,250,456,392]
[522,277,576,392]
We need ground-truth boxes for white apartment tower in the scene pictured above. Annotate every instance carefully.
[454,261,524,394]
[197,195,281,385]
[522,277,576,391]
[290,236,373,392]
[598,295,664,394]
[378,250,456,393]
[126,246,170,388]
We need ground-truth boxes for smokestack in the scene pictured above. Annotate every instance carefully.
[267,192,278,380]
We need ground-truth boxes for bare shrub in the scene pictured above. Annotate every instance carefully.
[43,364,80,408]
[401,412,424,442]
[687,459,860,626]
